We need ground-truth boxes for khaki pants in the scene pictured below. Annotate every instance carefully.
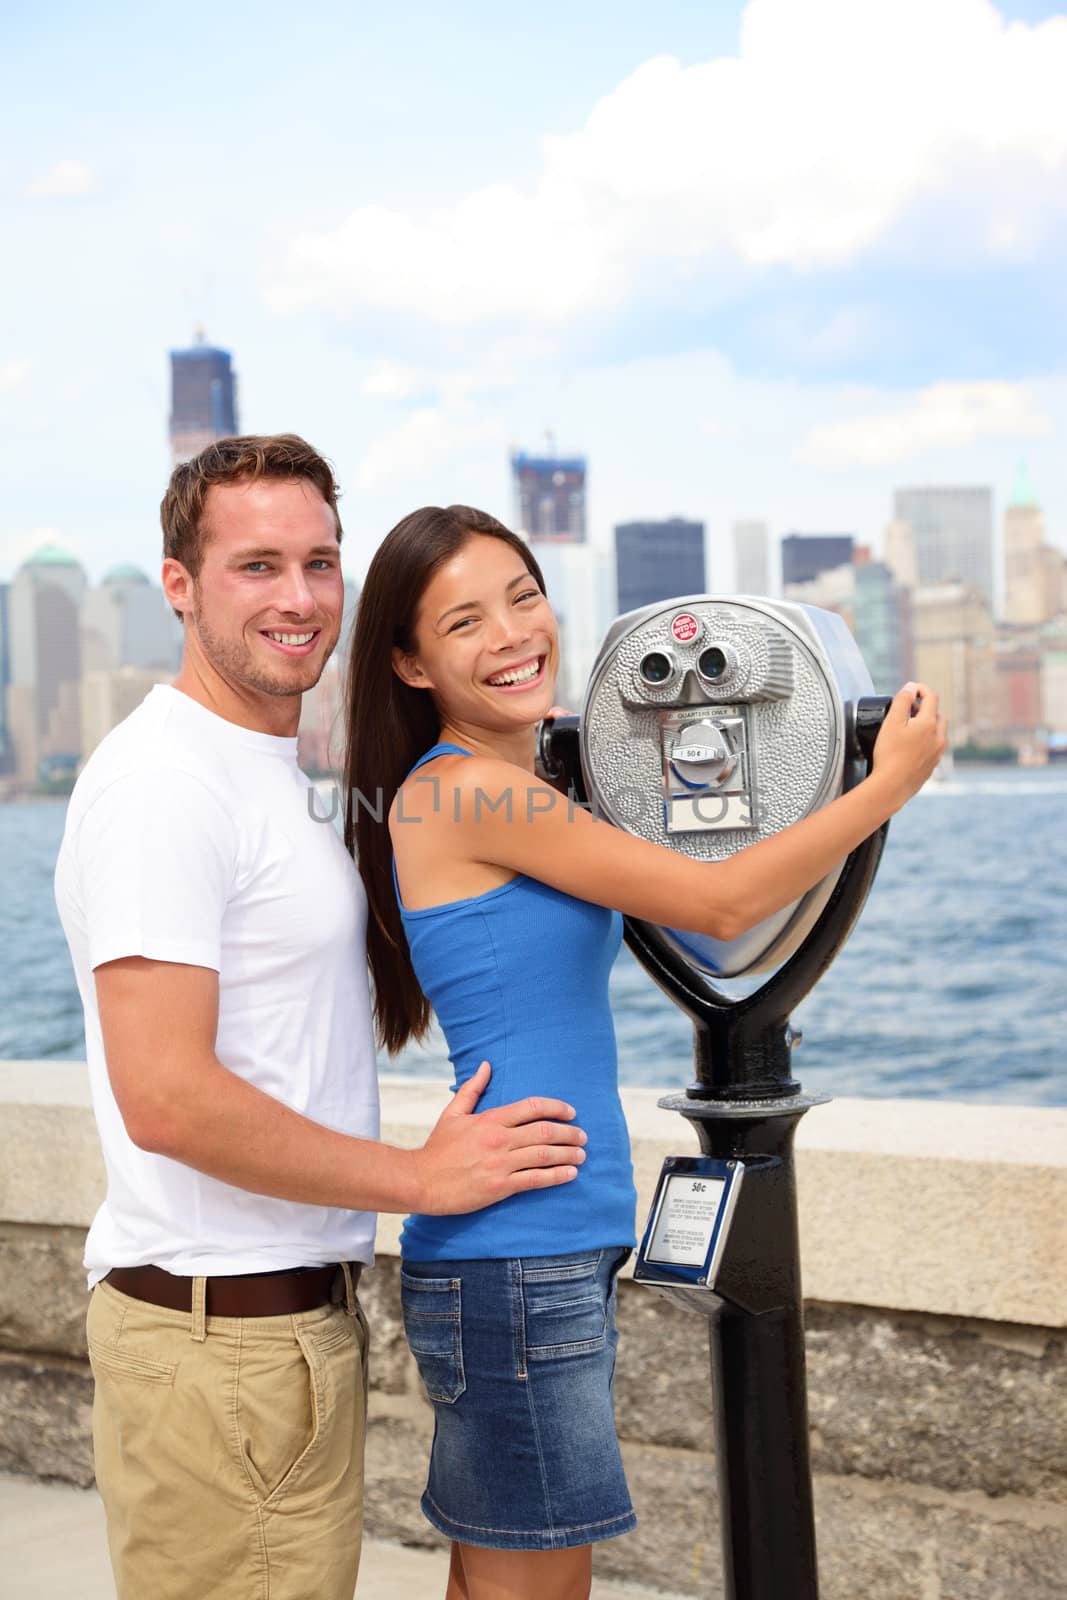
[86,1273,369,1600]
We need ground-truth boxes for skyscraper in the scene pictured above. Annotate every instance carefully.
[511,450,586,542]
[1001,463,1066,629]
[912,581,993,746]
[1041,626,1067,739]
[732,520,769,595]
[615,518,706,616]
[169,328,239,463]
[780,534,854,588]
[893,486,994,610]
[852,561,915,694]
[1003,466,1045,627]
[533,543,615,706]
[298,578,361,776]
[81,565,181,673]
[6,543,87,783]
[882,520,919,590]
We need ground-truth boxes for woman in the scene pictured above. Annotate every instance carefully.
[344,505,945,1600]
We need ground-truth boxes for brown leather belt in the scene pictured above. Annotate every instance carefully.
[104,1262,361,1317]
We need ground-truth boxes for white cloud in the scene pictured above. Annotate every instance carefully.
[265,0,1067,327]
[354,406,504,491]
[354,343,542,490]
[0,359,30,392]
[360,354,522,405]
[25,159,96,198]
[361,362,428,400]
[795,381,1053,468]
[756,306,883,368]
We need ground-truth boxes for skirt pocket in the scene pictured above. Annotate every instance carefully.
[523,1251,608,1360]
[400,1271,466,1403]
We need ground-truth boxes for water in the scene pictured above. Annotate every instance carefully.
[3,768,1065,1105]
[0,801,87,1060]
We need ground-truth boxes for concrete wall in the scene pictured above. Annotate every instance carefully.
[1,1063,1065,1599]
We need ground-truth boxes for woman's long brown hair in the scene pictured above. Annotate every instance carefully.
[343,505,546,1054]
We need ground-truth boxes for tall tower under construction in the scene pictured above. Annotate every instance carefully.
[510,446,587,543]
[169,329,239,463]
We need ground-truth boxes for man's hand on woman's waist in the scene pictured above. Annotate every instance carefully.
[410,1060,588,1215]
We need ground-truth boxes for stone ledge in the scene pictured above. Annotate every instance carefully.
[364,1408,1067,1600]
[2,1064,1065,1327]
[357,1261,1067,1508]
[3,1239,1065,1598]
[0,1071,103,1229]
[5,1239,1062,1510]
[613,1281,1067,1502]
[812,1471,1067,1600]
[0,1352,95,1487]
[0,1225,90,1359]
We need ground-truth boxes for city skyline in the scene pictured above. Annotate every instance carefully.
[5,435,1050,599]
[0,353,1049,608]
[3,1,1067,590]
[4,439,1063,787]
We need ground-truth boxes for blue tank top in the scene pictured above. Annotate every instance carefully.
[396,742,636,1261]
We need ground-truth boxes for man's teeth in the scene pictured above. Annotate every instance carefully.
[266,631,316,646]
[489,659,541,687]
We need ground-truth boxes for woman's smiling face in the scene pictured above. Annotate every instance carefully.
[393,534,560,732]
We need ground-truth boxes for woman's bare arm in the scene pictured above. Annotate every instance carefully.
[397,685,946,939]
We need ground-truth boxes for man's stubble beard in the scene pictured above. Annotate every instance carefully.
[190,599,334,700]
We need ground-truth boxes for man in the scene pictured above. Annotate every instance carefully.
[54,434,587,1600]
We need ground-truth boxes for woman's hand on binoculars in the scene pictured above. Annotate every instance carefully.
[870,682,948,807]
[536,705,576,795]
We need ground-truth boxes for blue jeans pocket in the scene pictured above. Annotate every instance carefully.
[523,1252,608,1360]
[400,1271,466,1403]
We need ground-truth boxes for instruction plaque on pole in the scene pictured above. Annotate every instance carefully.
[634,1155,743,1296]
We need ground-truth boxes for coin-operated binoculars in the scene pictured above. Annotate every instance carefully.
[541,596,894,1600]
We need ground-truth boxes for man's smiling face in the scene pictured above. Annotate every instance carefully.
[178,476,344,703]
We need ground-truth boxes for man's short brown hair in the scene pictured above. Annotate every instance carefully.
[161,434,343,581]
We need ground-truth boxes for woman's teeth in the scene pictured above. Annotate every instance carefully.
[488,659,541,687]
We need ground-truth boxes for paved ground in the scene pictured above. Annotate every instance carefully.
[0,1475,680,1598]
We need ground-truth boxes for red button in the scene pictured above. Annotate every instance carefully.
[671,612,699,643]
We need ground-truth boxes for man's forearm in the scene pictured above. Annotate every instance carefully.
[136,1049,424,1214]
[97,929,585,1225]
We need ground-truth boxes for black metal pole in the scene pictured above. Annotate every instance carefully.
[677,1096,817,1600]
[627,825,895,1600]
[541,709,891,1600]
[626,828,886,1600]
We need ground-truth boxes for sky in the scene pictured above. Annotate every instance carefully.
[3,0,1067,592]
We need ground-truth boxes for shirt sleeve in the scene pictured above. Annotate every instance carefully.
[75,766,238,972]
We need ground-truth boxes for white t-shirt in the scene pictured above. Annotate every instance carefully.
[54,684,380,1286]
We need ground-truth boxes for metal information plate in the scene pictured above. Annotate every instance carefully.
[634,1155,744,1301]
[647,1173,726,1266]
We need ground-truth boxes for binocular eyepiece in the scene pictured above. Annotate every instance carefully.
[542,596,892,979]
[636,640,741,692]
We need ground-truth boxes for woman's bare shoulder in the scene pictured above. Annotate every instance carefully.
[388,752,494,835]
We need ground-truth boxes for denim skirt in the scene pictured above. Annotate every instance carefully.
[399,1246,636,1551]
